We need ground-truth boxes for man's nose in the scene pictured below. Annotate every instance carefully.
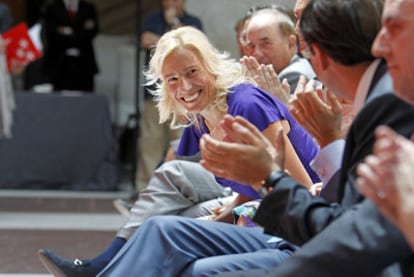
[252,46,264,59]
[372,27,391,59]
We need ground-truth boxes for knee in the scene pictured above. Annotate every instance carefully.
[143,215,187,233]
[153,160,183,180]
[151,160,195,191]
[154,159,181,172]
[141,216,199,244]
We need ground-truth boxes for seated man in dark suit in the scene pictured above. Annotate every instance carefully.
[357,125,414,252]
[356,0,414,260]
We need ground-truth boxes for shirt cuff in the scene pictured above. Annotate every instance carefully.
[310,139,345,186]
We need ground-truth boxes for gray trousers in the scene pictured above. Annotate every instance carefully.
[117,160,229,239]
[135,100,182,191]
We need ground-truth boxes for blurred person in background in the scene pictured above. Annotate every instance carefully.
[42,0,99,92]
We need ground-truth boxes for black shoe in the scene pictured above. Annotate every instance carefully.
[38,249,96,277]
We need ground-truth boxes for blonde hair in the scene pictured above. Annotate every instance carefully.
[145,26,252,128]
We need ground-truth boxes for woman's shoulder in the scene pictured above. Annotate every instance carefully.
[229,83,285,108]
[231,82,257,92]
[230,83,263,100]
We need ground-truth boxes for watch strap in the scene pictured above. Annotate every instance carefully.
[261,170,288,189]
[258,170,288,198]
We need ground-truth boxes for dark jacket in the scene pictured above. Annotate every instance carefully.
[251,62,414,276]
[43,0,99,78]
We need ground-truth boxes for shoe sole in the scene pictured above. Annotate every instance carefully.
[38,250,67,277]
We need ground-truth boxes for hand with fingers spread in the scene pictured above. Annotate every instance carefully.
[356,126,414,249]
[200,115,284,191]
[240,56,261,80]
[260,64,291,105]
[289,78,344,147]
[241,56,290,105]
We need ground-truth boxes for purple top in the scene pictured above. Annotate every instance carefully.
[177,83,320,198]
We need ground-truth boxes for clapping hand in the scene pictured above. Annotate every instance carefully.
[200,115,284,190]
[357,126,414,249]
[241,56,290,105]
[289,76,344,147]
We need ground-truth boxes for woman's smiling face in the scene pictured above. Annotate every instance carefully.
[161,47,217,113]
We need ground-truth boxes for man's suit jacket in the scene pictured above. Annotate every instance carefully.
[279,54,316,94]
[233,61,414,276]
[319,60,393,203]
[43,0,99,78]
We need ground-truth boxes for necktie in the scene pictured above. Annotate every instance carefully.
[68,0,76,20]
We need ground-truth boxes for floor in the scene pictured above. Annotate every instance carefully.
[0,189,132,276]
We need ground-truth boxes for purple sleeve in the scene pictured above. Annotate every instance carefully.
[176,126,203,157]
[227,84,288,129]
[221,84,289,198]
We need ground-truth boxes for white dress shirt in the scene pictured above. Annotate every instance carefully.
[63,0,79,12]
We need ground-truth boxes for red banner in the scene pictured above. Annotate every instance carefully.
[2,22,42,72]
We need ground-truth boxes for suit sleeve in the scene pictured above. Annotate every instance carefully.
[268,201,412,277]
[254,175,344,245]
[73,3,99,42]
[254,94,414,275]
[278,71,302,94]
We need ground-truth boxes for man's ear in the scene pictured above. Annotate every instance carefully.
[288,34,297,51]
[311,44,329,70]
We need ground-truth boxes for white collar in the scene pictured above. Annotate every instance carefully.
[64,0,79,11]
[352,59,382,115]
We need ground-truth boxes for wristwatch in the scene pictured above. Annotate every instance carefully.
[258,170,288,198]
